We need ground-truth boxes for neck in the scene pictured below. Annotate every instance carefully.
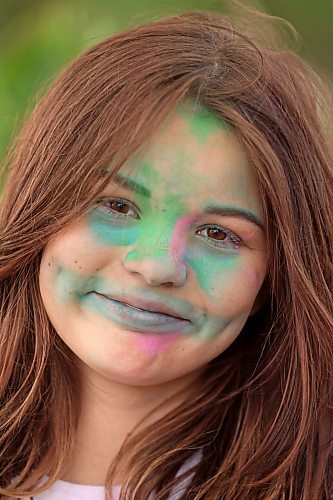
[61,362,199,485]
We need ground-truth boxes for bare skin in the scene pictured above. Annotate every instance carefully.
[39,106,267,485]
[62,364,201,484]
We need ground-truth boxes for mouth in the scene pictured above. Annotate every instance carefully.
[87,291,191,334]
[94,292,189,321]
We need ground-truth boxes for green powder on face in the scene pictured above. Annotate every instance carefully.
[186,245,239,298]
[178,101,227,145]
[54,265,98,303]
[89,209,140,247]
[88,103,240,300]
[124,194,187,262]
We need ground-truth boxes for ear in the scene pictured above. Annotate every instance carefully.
[250,278,270,316]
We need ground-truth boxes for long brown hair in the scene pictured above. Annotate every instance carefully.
[0,6,332,499]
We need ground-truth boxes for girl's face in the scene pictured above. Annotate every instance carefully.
[39,105,267,386]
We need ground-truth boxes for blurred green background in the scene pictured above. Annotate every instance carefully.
[1,0,332,160]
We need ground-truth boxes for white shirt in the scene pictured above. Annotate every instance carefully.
[33,451,202,499]
[35,481,118,500]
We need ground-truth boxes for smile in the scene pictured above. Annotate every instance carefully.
[85,292,191,334]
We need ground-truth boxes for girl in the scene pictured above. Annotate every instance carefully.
[0,7,332,500]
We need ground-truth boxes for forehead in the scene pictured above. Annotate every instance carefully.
[119,105,262,215]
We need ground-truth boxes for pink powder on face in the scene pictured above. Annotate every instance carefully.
[169,215,196,259]
[134,216,196,355]
[136,333,179,355]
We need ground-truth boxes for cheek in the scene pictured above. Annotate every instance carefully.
[186,246,263,312]
[219,266,262,316]
[39,225,107,306]
[43,223,100,269]
[89,209,139,246]
[40,255,96,309]
[186,246,239,295]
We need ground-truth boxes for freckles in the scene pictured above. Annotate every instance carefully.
[44,225,97,270]
[40,254,57,297]
[42,246,103,306]
[52,265,99,304]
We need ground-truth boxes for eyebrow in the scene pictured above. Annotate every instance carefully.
[204,205,264,232]
[114,173,151,197]
[113,173,264,231]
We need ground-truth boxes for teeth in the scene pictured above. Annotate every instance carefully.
[124,302,147,313]
[116,299,162,316]
[109,296,183,320]
[122,300,172,318]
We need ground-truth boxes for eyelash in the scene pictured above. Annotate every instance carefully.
[98,197,140,219]
[196,225,241,250]
[97,197,242,250]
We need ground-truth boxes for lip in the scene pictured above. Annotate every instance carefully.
[93,291,190,321]
[85,291,191,334]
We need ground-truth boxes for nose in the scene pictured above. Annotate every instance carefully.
[123,250,187,286]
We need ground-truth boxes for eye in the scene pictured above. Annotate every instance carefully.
[98,198,140,219]
[196,225,241,250]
